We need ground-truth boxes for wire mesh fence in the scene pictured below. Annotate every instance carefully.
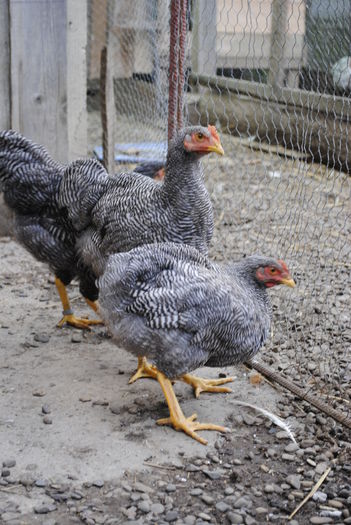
[86,0,351,422]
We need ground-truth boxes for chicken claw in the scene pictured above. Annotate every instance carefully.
[129,357,158,383]
[181,374,234,398]
[57,313,104,330]
[156,371,229,445]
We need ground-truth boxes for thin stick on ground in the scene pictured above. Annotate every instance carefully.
[245,360,351,430]
[288,466,331,520]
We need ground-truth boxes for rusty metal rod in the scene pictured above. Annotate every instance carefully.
[177,0,187,129]
[245,360,351,430]
[168,0,180,141]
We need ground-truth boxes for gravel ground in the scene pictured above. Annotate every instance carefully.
[0,112,350,524]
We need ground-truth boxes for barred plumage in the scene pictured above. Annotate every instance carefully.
[59,126,221,278]
[98,243,295,379]
[0,130,98,306]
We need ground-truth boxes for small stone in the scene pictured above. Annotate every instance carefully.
[282,453,295,461]
[185,464,200,472]
[184,516,196,525]
[201,494,214,505]
[190,488,203,496]
[315,462,329,475]
[43,416,52,425]
[165,510,178,522]
[32,390,46,397]
[202,469,224,480]
[234,496,252,509]
[71,332,82,343]
[42,404,51,414]
[137,501,150,513]
[92,399,108,406]
[92,480,104,488]
[34,504,57,514]
[109,403,121,414]
[320,510,342,519]
[35,479,47,487]
[151,503,165,514]
[264,484,275,493]
[309,518,333,524]
[1,469,10,477]
[133,481,153,493]
[255,507,268,515]
[224,487,234,495]
[284,443,299,453]
[2,459,16,468]
[307,458,317,467]
[276,431,290,439]
[166,483,177,493]
[286,475,301,490]
[227,512,244,524]
[34,333,50,343]
[79,395,92,403]
[215,501,230,512]
[327,499,343,508]
[197,512,212,521]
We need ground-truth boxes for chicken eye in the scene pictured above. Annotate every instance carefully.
[269,268,277,274]
[196,133,205,141]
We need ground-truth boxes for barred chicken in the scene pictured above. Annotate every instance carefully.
[59,125,223,376]
[98,242,295,444]
[0,130,101,329]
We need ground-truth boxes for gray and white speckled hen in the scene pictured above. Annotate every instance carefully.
[59,125,224,377]
[60,125,223,275]
[0,130,101,329]
[98,242,295,444]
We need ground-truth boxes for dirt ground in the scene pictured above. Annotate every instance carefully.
[0,117,350,524]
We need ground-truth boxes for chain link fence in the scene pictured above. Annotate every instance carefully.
[87,0,351,423]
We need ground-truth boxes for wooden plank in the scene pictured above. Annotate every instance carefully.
[268,0,289,88]
[0,0,10,129]
[66,0,87,160]
[186,87,351,173]
[190,73,351,120]
[10,0,68,161]
[9,0,87,162]
[191,0,217,75]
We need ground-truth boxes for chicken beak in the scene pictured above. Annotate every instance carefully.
[280,277,296,288]
[206,140,225,156]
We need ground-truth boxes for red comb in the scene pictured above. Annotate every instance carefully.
[208,125,220,142]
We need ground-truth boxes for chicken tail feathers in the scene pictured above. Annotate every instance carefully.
[0,129,63,214]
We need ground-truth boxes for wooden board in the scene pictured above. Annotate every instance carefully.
[9,0,87,162]
[0,0,10,129]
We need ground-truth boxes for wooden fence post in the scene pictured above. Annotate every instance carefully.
[191,0,217,76]
[9,0,87,162]
[268,0,289,89]
[0,0,10,130]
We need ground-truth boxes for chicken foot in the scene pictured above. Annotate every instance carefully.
[129,357,158,384]
[180,373,234,398]
[55,277,104,330]
[156,370,229,445]
[129,357,234,398]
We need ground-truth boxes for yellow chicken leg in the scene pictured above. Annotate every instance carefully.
[55,277,103,330]
[156,370,229,445]
[129,358,234,399]
[129,357,158,383]
[180,373,234,398]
